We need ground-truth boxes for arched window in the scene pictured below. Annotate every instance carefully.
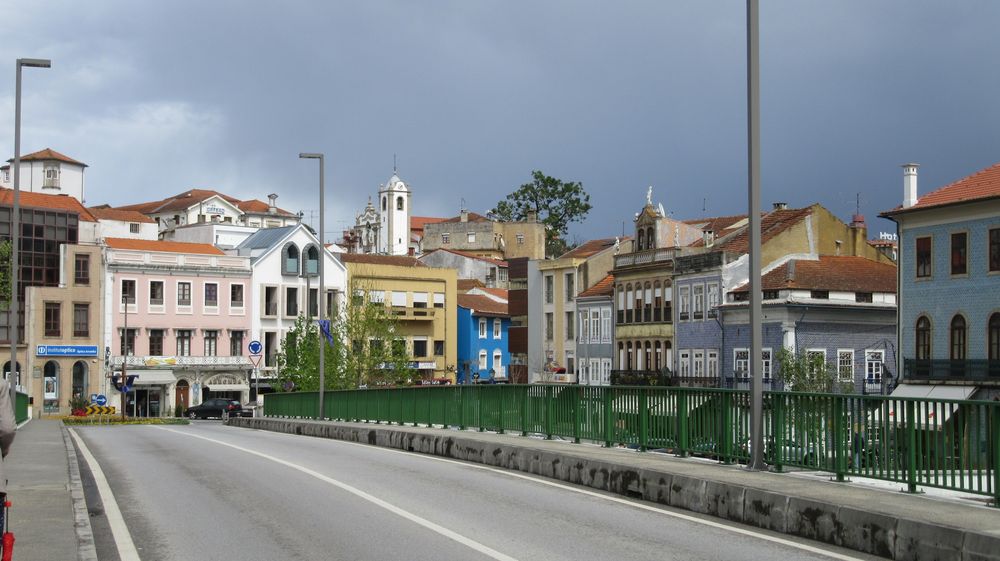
[915,316,931,360]
[282,243,300,276]
[72,361,88,399]
[303,244,320,276]
[950,315,966,360]
[3,361,21,387]
[626,342,633,370]
[492,349,502,376]
[644,341,652,371]
[396,196,404,211]
[654,341,662,371]
[989,313,1000,362]
[381,196,387,211]
[647,227,656,248]
[636,229,645,251]
[478,350,488,371]
[44,361,59,404]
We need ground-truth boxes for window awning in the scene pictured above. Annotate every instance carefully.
[128,369,176,385]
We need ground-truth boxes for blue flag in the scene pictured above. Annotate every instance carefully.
[317,319,335,346]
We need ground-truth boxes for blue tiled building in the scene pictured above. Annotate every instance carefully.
[456,293,510,383]
[882,163,1000,399]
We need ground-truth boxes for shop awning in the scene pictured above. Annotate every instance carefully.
[872,384,977,428]
[129,369,176,385]
[204,383,250,392]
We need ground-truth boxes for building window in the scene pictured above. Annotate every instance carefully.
[810,290,830,300]
[865,350,885,383]
[467,232,476,244]
[950,315,966,360]
[73,303,89,337]
[679,286,690,321]
[692,285,704,319]
[734,349,749,378]
[282,243,300,275]
[838,349,854,382]
[434,340,444,356]
[950,232,968,275]
[204,330,218,356]
[121,279,136,305]
[591,309,601,343]
[149,329,164,355]
[707,350,719,378]
[441,232,450,244]
[74,254,90,285]
[678,350,691,377]
[600,308,611,343]
[129,223,140,234]
[545,312,553,341]
[286,287,299,316]
[43,162,60,187]
[149,281,164,306]
[544,275,553,304]
[177,282,192,307]
[176,330,192,356]
[916,236,932,278]
[565,311,574,340]
[516,233,524,244]
[396,196,404,211]
[479,318,487,339]
[308,288,318,317]
[990,228,1000,273]
[203,283,218,308]
[231,284,244,308]
[44,303,60,337]
[230,330,244,356]
[806,349,827,377]
[412,338,427,357]
[478,350,488,371]
[762,348,772,379]
[692,350,704,377]
[856,292,873,303]
[264,286,278,316]
[707,283,719,317]
[493,319,501,339]
[565,273,575,301]
[119,328,136,356]
[916,316,931,360]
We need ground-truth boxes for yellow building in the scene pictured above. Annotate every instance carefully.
[340,254,458,382]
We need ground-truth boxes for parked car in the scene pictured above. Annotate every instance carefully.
[185,398,242,419]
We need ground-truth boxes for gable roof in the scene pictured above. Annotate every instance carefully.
[87,207,156,223]
[423,248,508,267]
[411,216,447,232]
[457,293,508,317]
[0,188,97,221]
[339,253,425,268]
[558,237,620,259]
[710,207,812,254]
[105,237,225,255]
[439,211,490,223]
[882,161,1000,216]
[9,148,87,167]
[117,189,294,217]
[731,256,896,294]
[579,274,615,298]
[684,214,748,233]
[238,198,296,216]
[457,278,486,292]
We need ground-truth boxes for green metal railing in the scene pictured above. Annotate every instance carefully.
[264,384,1000,505]
[15,391,28,424]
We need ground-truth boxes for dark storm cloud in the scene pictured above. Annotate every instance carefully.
[3,1,998,241]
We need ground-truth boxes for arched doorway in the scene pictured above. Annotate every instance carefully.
[72,361,88,400]
[203,373,248,402]
[175,379,190,414]
[3,361,22,388]
[44,360,60,413]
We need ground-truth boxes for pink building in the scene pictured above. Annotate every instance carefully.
[104,238,253,416]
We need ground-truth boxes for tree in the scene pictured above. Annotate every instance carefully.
[489,170,592,257]
[775,348,852,393]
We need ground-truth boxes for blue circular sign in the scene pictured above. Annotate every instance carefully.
[95,394,108,406]
[248,340,263,355]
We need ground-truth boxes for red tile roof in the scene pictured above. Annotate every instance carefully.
[731,256,896,294]
[558,238,620,259]
[238,198,296,216]
[339,253,426,267]
[411,216,447,233]
[0,188,97,221]
[476,287,509,301]
[883,161,1000,215]
[87,207,156,223]
[9,148,87,167]
[711,208,812,254]
[439,211,490,223]
[579,274,615,297]
[105,237,225,255]
[458,279,486,291]
[684,214,747,234]
[457,293,508,316]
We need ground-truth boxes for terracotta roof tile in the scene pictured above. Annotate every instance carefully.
[579,274,615,297]
[684,214,747,233]
[411,216,447,232]
[117,189,243,214]
[478,287,509,301]
[339,253,426,267]
[712,208,811,254]
[0,188,97,221]
[457,279,486,291]
[237,199,295,216]
[457,293,508,316]
[883,161,1000,215]
[559,238,620,259]
[9,148,87,167]
[105,237,225,255]
[87,207,156,223]
[439,211,490,223]
[732,256,896,294]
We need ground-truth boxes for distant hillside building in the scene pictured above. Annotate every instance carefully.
[1,148,88,203]
[114,190,299,235]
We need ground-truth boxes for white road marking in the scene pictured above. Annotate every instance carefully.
[260,426,867,561]
[155,427,518,561]
[68,428,142,561]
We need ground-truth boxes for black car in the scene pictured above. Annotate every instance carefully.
[186,398,242,419]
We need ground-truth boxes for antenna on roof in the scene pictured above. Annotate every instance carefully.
[393,153,397,174]
[855,193,861,215]
[703,197,706,213]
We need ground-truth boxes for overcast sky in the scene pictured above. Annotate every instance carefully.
[3,1,999,244]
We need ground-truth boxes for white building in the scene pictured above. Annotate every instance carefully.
[88,207,159,241]
[162,221,261,249]
[115,190,300,234]
[378,172,411,256]
[1,148,88,203]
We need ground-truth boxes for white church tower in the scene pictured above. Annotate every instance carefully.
[378,170,411,255]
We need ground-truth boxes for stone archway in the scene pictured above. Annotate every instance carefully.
[175,379,190,413]
[203,372,249,402]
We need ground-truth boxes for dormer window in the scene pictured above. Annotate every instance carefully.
[282,243,300,276]
[43,163,60,188]
[304,244,320,276]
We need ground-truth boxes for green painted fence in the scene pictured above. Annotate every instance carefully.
[264,384,1000,504]
[15,391,28,424]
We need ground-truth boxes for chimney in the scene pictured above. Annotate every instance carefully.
[525,210,537,223]
[460,209,468,223]
[849,214,867,256]
[267,193,278,214]
[703,230,714,247]
[772,202,788,210]
[902,163,919,208]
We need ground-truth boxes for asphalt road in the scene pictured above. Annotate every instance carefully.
[71,421,878,561]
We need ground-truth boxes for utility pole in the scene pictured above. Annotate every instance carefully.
[121,294,129,422]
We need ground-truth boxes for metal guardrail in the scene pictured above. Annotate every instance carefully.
[264,385,1000,505]
[15,391,28,424]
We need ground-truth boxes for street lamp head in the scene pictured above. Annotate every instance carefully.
[17,58,51,68]
[299,153,323,160]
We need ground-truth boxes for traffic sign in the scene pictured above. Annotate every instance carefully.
[90,393,99,403]
[95,394,108,406]
[248,340,263,355]
[249,354,262,368]
[86,405,116,415]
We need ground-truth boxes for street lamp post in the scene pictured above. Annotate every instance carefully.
[299,153,325,420]
[10,58,51,408]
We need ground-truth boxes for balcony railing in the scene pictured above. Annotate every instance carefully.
[904,359,1000,382]
[613,247,677,269]
[112,355,252,368]
[391,307,438,320]
[616,306,672,326]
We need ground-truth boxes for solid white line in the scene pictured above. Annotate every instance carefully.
[154,427,518,561]
[273,429,866,561]
[68,429,141,561]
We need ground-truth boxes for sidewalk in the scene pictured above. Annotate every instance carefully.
[232,417,1000,561]
[6,419,95,561]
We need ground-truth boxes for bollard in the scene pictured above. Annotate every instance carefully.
[906,400,918,494]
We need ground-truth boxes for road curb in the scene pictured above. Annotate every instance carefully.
[231,417,1000,561]
[61,426,99,561]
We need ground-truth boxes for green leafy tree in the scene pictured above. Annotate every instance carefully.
[775,348,852,394]
[489,170,592,257]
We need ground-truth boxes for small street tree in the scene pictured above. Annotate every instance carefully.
[489,170,592,257]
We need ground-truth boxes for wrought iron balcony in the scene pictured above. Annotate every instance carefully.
[613,247,677,269]
[904,359,1000,382]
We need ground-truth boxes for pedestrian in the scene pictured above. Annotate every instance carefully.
[852,426,865,469]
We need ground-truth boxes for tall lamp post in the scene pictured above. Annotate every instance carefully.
[299,153,325,420]
[746,1,765,471]
[10,58,51,408]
